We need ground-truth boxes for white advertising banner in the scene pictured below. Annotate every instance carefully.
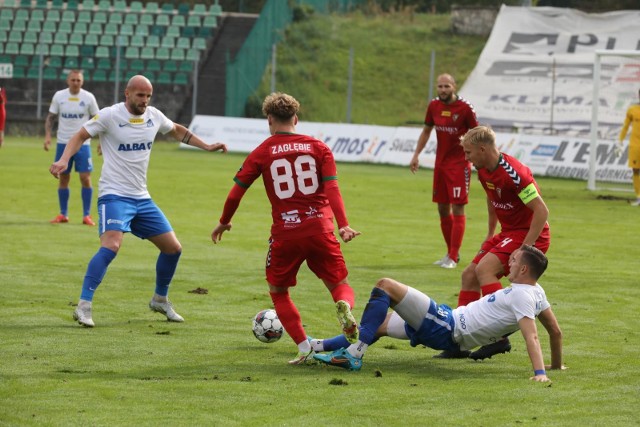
[187,115,630,183]
[460,5,640,139]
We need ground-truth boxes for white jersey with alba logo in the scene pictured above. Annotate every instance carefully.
[452,283,550,351]
[49,88,99,145]
[83,103,174,199]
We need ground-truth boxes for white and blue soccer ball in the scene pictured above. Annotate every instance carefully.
[252,309,284,343]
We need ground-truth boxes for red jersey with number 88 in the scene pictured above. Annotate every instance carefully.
[233,133,338,239]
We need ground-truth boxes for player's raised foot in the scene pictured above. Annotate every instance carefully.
[440,256,458,269]
[335,300,359,343]
[433,254,448,265]
[288,349,317,365]
[432,348,471,359]
[469,338,512,361]
[149,299,184,322]
[50,214,69,223]
[73,301,95,327]
[313,348,362,371]
[82,215,96,226]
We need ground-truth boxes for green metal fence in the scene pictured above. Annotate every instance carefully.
[225,0,363,117]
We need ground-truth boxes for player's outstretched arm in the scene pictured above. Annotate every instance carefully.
[538,307,565,371]
[518,316,551,382]
[49,128,91,178]
[212,185,248,244]
[171,123,227,153]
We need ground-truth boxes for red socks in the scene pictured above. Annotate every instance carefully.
[329,283,355,309]
[269,291,306,345]
[440,215,453,254]
[481,282,503,296]
[457,290,481,307]
[449,215,466,261]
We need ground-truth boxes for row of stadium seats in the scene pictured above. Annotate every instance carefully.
[2,54,194,73]
[1,43,202,60]
[0,10,219,28]
[9,67,191,84]
[1,0,222,16]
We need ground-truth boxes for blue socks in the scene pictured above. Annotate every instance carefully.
[155,252,182,297]
[358,287,391,345]
[80,247,117,301]
[58,188,70,216]
[81,187,93,216]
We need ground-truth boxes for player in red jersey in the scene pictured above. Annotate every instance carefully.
[211,92,361,365]
[436,125,551,359]
[410,74,478,269]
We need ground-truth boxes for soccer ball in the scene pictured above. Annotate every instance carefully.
[252,309,284,343]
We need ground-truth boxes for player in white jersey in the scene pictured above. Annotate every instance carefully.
[313,245,565,382]
[49,75,227,327]
[45,70,100,225]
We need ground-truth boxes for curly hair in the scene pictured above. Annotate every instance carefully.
[262,92,300,121]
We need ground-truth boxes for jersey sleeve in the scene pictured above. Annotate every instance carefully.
[83,107,110,137]
[156,109,174,135]
[511,290,538,322]
[233,147,263,189]
[88,94,100,116]
[424,101,435,126]
[48,92,60,115]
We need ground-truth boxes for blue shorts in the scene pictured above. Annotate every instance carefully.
[55,143,93,174]
[405,299,459,352]
[97,195,173,239]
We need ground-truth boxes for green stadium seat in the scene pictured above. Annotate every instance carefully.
[8,31,22,43]
[141,70,155,81]
[146,34,160,48]
[130,1,143,12]
[51,0,64,8]
[171,15,185,27]
[0,9,13,21]
[150,25,164,37]
[27,66,41,79]
[35,0,47,8]
[109,12,123,24]
[80,45,94,56]
[145,2,159,13]
[130,35,145,47]
[157,71,171,84]
[45,10,60,23]
[0,21,10,32]
[12,66,26,78]
[99,34,114,45]
[193,38,207,51]
[84,33,98,45]
[44,67,59,80]
[78,10,92,23]
[108,69,124,82]
[64,57,79,68]
[66,45,80,57]
[186,15,200,27]
[192,4,206,16]
[27,20,42,32]
[0,54,10,63]
[140,14,153,26]
[155,14,169,26]
[146,59,160,71]
[61,10,76,23]
[173,72,188,85]
[202,15,217,29]
[177,2,189,16]
[70,33,84,45]
[81,57,95,69]
[35,44,49,55]
[15,9,29,21]
[31,9,45,21]
[140,46,154,60]
[128,58,144,71]
[165,26,180,38]
[125,47,139,59]
[181,26,195,38]
[12,20,26,32]
[135,24,149,36]
[67,0,80,10]
[93,11,107,24]
[155,47,169,60]
[74,22,88,34]
[176,37,190,50]
[89,23,103,35]
[93,69,107,81]
[160,3,174,14]
[14,55,29,67]
[50,44,64,56]
[170,48,184,61]
[58,21,72,33]
[39,31,53,44]
[120,23,133,36]
[210,3,222,16]
[42,21,57,32]
[104,23,118,35]
[0,31,6,43]
[97,57,110,69]
[178,61,192,73]
[54,33,69,45]
[161,36,175,48]
[186,48,199,61]
[163,60,177,72]
[115,34,129,46]
[20,43,35,55]
[23,31,38,44]
[113,0,126,12]
[124,14,138,25]
[81,0,95,11]
[31,55,45,67]
[98,0,111,11]
[95,46,109,58]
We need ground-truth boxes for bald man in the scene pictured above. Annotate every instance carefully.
[50,75,227,327]
[410,74,479,269]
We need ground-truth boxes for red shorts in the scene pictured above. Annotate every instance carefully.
[265,232,348,287]
[432,165,471,205]
[472,229,551,276]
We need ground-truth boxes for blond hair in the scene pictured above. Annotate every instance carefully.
[460,125,495,146]
[262,92,300,121]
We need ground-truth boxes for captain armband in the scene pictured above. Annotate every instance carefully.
[518,183,539,204]
[181,131,193,145]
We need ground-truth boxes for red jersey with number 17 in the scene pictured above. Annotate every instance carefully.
[478,153,550,235]
[233,132,338,240]
[425,96,478,169]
